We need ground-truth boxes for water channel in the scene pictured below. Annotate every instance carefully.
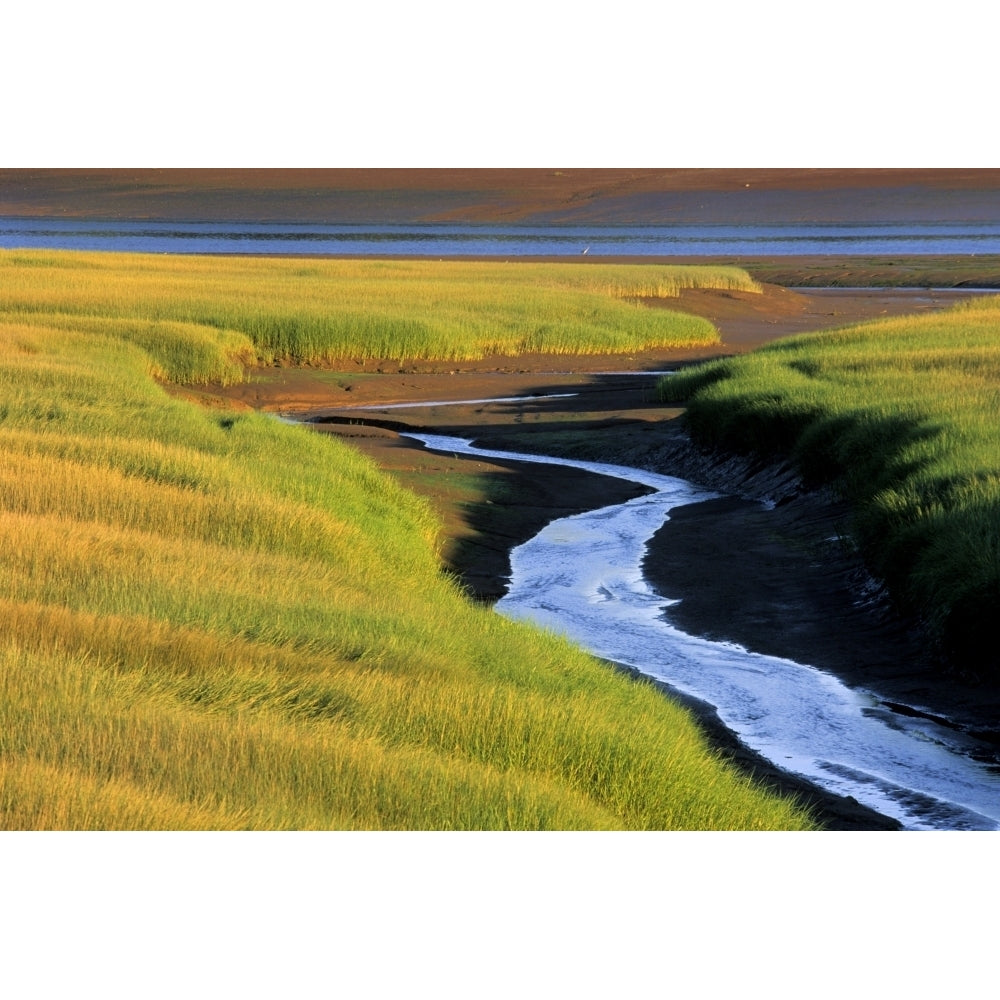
[406,431,1000,832]
[6,218,1000,256]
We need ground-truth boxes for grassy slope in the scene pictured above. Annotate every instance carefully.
[659,296,1000,680]
[0,250,811,830]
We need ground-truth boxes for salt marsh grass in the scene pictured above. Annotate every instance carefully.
[0,251,758,366]
[0,250,808,829]
[659,296,1000,677]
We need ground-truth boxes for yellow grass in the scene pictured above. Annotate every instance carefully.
[0,250,812,830]
[0,251,759,367]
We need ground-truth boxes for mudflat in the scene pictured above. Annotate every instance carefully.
[5,168,1000,224]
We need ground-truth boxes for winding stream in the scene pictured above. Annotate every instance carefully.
[407,431,1000,831]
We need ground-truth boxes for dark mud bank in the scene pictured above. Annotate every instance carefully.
[534,419,1000,768]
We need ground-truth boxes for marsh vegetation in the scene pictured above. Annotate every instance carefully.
[0,251,763,368]
[0,249,813,830]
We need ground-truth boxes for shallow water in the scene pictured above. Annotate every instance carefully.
[408,432,1000,831]
[6,218,1000,256]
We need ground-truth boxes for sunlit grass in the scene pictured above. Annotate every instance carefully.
[0,251,761,367]
[0,251,810,830]
[658,295,1000,677]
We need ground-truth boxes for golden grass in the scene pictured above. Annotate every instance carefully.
[0,251,761,367]
[0,250,813,830]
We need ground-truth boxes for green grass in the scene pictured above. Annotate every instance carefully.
[0,251,810,830]
[0,251,763,368]
[658,295,1000,679]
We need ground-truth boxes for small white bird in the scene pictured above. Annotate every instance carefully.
[582,246,590,255]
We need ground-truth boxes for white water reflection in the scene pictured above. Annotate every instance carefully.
[408,432,1000,831]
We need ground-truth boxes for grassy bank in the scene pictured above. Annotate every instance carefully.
[658,295,1000,680]
[0,251,763,366]
[0,251,811,829]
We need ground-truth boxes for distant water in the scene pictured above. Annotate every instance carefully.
[4,218,1000,256]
